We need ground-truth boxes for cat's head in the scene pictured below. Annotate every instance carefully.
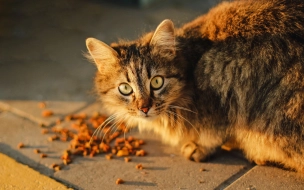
[86,20,191,127]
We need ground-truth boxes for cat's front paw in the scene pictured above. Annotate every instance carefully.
[181,142,209,162]
[254,159,267,166]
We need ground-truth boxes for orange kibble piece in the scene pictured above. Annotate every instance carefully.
[89,150,97,157]
[85,142,91,148]
[124,157,131,163]
[115,138,125,144]
[124,141,133,149]
[83,150,88,156]
[17,143,25,149]
[135,164,143,170]
[111,148,117,154]
[116,149,129,157]
[48,135,59,142]
[92,145,99,151]
[72,113,87,120]
[91,120,100,128]
[118,123,126,130]
[133,141,140,148]
[61,150,71,159]
[99,142,110,152]
[40,153,47,158]
[97,116,106,124]
[33,149,40,154]
[115,178,124,185]
[127,136,134,142]
[65,115,72,121]
[41,129,49,134]
[54,165,61,171]
[42,110,54,117]
[135,150,146,156]
[138,139,145,145]
[17,142,25,149]
[109,131,120,140]
[63,159,72,165]
[50,163,59,169]
[105,154,113,160]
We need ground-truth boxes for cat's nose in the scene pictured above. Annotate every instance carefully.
[137,98,152,114]
[139,107,150,114]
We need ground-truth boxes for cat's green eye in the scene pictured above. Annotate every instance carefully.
[118,83,133,96]
[151,76,164,90]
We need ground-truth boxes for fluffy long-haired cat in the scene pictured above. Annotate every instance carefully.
[85,0,304,172]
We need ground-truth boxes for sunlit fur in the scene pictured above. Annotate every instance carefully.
[87,0,304,173]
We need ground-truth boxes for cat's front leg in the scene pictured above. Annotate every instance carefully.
[181,141,217,162]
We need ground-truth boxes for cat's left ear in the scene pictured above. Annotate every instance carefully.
[150,19,176,60]
[85,38,119,73]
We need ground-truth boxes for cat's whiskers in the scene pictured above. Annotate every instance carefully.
[96,114,117,140]
[169,105,197,114]
[100,119,120,143]
[100,112,126,143]
[89,114,117,144]
[155,104,166,114]
[90,111,127,144]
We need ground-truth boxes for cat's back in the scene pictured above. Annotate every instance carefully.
[193,0,304,122]
[182,0,304,41]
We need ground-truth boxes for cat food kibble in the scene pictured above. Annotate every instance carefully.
[124,157,131,162]
[42,110,54,117]
[135,163,143,170]
[105,154,113,160]
[135,150,146,156]
[115,178,124,185]
[116,149,129,157]
[48,135,59,142]
[33,149,40,154]
[17,142,25,149]
[54,165,61,171]
[50,163,59,169]
[41,129,49,134]
[42,111,147,171]
[40,153,47,158]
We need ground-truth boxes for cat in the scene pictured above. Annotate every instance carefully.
[85,0,304,172]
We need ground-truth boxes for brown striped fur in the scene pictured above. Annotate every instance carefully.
[86,0,304,172]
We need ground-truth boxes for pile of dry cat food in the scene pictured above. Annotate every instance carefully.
[38,104,146,171]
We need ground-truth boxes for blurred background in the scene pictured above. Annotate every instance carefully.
[0,0,217,102]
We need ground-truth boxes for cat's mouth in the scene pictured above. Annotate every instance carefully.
[137,112,159,120]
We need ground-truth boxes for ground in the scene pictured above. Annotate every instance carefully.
[0,0,303,189]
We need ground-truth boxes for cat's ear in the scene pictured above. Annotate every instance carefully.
[150,19,176,60]
[86,38,119,73]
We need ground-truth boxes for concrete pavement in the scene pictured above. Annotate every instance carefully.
[1,0,304,189]
[0,100,304,189]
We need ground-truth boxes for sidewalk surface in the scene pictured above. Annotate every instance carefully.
[0,0,303,189]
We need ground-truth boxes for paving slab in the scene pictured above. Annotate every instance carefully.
[226,165,304,190]
[0,111,72,177]
[52,102,252,189]
[0,100,89,126]
[0,102,251,189]
[0,153,70,190]
[53,135,250,190]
